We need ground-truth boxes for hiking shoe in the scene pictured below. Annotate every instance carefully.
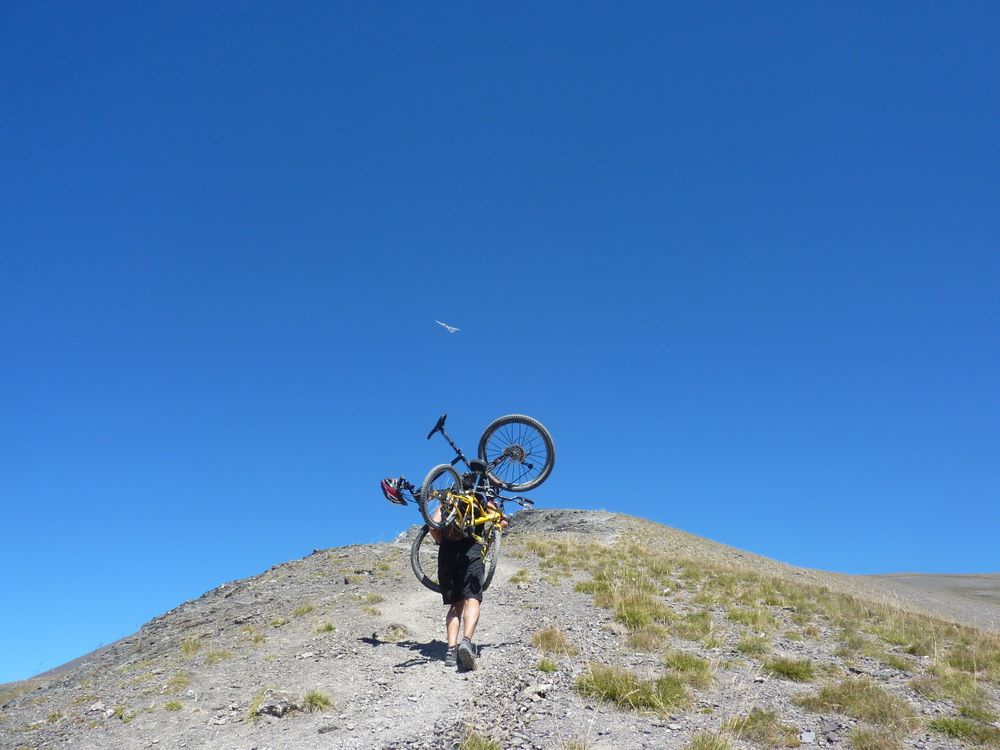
[444,645,458,667]
[457,638,477,671]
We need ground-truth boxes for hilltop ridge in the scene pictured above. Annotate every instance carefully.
[1,509,998,749]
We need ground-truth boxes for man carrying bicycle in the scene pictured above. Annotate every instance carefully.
[383,476,508,671]
[380,413,553,670]
[433,507,488,670]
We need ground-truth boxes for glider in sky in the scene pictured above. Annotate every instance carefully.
[435,320,460,333]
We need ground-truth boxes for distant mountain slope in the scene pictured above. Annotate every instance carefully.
[1,509,997,750]
[868,574,1000,621]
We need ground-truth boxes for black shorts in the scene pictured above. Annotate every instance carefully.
[437,537,485,605]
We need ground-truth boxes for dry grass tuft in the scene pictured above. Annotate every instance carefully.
[460,727,501,750]
[532,628,578,656]
[674,611,713,641]
[911,664,994,720]
[664,650,713,689]
[722,708,800,747]
[686,733,732,750]
[849,727,902,750]
[737,635,770,657]
[509,568,531,584]
[928,717,1000,745]
[575,663,688,715]
[205,650,233,665]
[165,673,191,695]
[764,657,815,682]
[241,626,266,645]
[538,658,557,673]
[795,678,916,732]
[382,623,410,642]
[727,608,778,631]
[303,690,332,712]
[614,592,673,629]
[627,625,668,652]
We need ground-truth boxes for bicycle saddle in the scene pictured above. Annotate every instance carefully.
[469,459,489,474]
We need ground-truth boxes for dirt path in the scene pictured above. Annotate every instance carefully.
[212,543,546,750]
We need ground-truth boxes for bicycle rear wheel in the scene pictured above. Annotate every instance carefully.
[419,464,462,530]
[482,530,502,591]
[410,525,441,593]
[410,525,500,594]
[477,414,555,492]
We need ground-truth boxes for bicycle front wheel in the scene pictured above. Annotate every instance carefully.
[477,414,555,492]
[410,525,441,593]
[419,463,462,530]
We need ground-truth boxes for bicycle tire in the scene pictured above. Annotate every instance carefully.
[410,525,442,593]
[410,525,501,594]
[419,463,462,530]
[477,414,555,492]
[482,530,502,591]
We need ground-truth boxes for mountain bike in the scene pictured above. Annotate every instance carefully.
[381,413,555,594]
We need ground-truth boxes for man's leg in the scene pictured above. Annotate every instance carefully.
[446,600,465,647]
[456,596,481,671]
[461,597,480,641]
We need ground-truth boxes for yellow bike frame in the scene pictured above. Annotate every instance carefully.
[441,491,506,557]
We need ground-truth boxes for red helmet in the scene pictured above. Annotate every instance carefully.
[381,477,407,505]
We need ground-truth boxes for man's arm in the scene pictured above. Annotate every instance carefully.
[429,507,443,545]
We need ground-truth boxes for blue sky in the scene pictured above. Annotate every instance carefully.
[2,2,998,683]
